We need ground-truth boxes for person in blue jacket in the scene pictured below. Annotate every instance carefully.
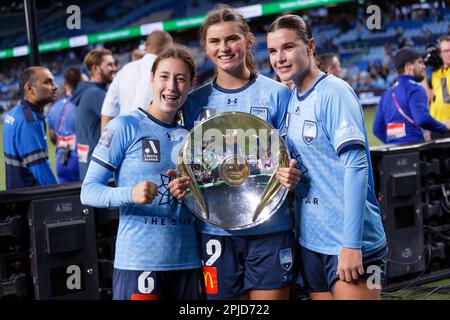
[47,67,84,183]
[373,47,450,144]
[3,67,58,190]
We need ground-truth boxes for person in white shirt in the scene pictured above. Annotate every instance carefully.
[100,30,173,131]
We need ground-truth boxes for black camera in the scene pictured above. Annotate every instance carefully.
[424,45,443,71]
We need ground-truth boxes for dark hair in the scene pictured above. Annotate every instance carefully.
[396,57,419,75]
[63,66,82,90]
[19,66,46,96]
[438,35,450,45]
[200,4,257,75]
[397,65,406,75]
[151,46,196,123]
[267,14,313,45]
[151,46,196,81]
[83,48,113,72]
[318,53,338,72]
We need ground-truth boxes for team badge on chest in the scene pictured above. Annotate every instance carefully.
[142,139,160,162]
[302,120,318,144]
[250,107,268,121]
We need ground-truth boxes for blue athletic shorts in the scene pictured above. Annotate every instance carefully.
[200,230,296,300]
[112,268,204,300]
[297,244,388,293]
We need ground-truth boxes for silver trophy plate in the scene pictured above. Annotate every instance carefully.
[176,112,289,230]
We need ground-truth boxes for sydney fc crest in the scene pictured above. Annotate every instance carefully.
[302,120,317,145]
[279,248,293,271]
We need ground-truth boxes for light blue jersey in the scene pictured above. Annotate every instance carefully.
[286,72,386,255]
[182,74,293,236]
[81,108,201,271]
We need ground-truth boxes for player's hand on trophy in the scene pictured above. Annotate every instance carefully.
[131,180,158,204]
[276,159,301,190]
[336,247,364,283]
[167,169,190,200]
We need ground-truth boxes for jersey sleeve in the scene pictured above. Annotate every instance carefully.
[80,116,134,208]
[319,80,366,154]
[340,144,368,249]
[101,74,120,117]
[17,121,57,185]
[272,85,290,135]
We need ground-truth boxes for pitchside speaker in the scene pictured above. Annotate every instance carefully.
[28,195,99,299]
[372,143,427,279]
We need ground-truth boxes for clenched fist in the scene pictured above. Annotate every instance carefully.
[131,180,158,204]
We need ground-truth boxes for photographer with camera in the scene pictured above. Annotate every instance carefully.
[424,36,450,139]
[373,47,450,145]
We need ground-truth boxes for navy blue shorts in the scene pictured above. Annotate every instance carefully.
[200,231,296,300]
[297,245,387,293]
[112,268,204,300]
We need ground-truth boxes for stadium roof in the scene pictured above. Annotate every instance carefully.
[0,0,353,61]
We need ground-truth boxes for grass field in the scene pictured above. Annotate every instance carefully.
[0,107,382,191]
[382,278,450,300]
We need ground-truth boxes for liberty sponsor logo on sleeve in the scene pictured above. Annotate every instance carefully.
[98,128,115,148]
[387,122,406,139]
[335,119,360,138]
[250,107,268,121]
[142,139,160,162]
[302,120,318,144]
[77,144,89,163]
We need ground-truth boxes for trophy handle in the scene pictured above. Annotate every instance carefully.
[179,161,210,220]
[252,147,289,222]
